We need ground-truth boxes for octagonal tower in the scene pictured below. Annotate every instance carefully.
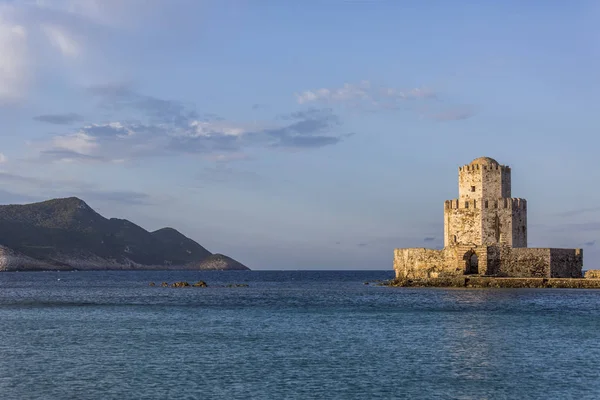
[444,157,527,248]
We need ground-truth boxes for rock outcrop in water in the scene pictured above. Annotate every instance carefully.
[0,197,250,271]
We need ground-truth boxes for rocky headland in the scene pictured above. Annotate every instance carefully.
[0,197,250,271]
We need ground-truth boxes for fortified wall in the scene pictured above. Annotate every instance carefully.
[394,157,582,279]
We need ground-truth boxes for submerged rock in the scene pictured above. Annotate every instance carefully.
[160,282,168,287]
[171,281,190,288]
[226,283,248,288]
[192,281,207,287]
[149,282,156,286]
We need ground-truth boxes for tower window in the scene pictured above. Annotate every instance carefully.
[471,186,476,192]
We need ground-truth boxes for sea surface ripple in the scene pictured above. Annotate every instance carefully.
[1,270,599,399]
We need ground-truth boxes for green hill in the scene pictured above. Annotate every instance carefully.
[0,197,249,271]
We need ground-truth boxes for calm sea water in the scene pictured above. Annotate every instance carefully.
[1,270,599,400]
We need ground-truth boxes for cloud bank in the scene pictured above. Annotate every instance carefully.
[296,80,475,121]
[34,86,349,164]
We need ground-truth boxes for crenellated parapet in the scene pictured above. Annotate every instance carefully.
[458,164,510,172]
[444,198,527,210]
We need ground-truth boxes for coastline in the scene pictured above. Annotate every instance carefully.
[384,276,600,289]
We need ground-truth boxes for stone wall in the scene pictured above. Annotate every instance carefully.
[496,247,551,277]
[585,270,600,279]
[458,165,484,200]
[480,246,551,277]
[511,200,527,247]
[445,197,526,248]
[485,246,582,278]
[458,164,511,200]
[394,247,460,279]
[480,202,511,246]
[479,198,527,247]
[454,245,489,275]
[394,245,582,279]
[444,200,482,247]
[549,248,583,278]
[483,245,501,275]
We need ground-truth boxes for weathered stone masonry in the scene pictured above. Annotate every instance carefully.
[394,157,582,279]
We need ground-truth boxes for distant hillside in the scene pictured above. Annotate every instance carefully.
[0,197,250,271]
[190,254,249,271]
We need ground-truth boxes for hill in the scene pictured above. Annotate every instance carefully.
[191,254,249,271]
[0,197,250,271]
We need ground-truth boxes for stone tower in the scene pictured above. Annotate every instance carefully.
[394,156,582,279]
[443,157,527,248]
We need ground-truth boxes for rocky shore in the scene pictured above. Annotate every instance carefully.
[383,275,600,289]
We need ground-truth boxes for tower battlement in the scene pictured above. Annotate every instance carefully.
[444,198,527,210]
[459,164,510,172]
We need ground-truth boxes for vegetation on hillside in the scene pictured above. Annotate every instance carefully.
[0,197,248,270]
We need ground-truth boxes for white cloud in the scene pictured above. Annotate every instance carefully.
[188,120,269,138]
[0,153,7,163]
[83,122,136,138]
[0,11,29,103]
[295,81,476,121]
[32,100,347,163]
[42,24,80,57]
[295,81,437,108]
[0,3,79,103]
[0,0,164,104]
[380,86,437,100]
[52,132,98,154]
[296,81,372,104]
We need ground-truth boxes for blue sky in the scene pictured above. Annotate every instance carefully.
[0,0,599,269]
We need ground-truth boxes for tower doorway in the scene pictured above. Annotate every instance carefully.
[464,252,479,275]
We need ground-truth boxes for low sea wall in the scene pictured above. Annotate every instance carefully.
[385,276,600,289]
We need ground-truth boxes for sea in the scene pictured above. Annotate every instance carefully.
[0,270,599,400]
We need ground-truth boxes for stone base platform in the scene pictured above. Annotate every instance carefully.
[384,276,600,289]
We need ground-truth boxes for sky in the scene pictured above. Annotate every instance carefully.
[0,0,599,270]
